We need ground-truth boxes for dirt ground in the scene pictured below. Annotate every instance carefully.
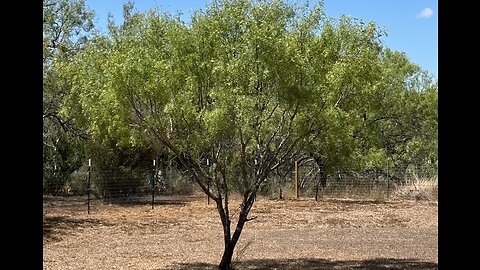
[43,194,438,270]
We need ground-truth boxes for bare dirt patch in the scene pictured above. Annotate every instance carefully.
[43,194,437,269]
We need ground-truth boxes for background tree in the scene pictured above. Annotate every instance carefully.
[43,0,94,194]
[295,16,388,190]
[356,49,438,179]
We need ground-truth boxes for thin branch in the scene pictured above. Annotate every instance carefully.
[334,88,345,107]
[261,101,279,123]
[151,129,218,201]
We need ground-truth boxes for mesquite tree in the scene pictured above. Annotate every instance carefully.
[59,0,435,268]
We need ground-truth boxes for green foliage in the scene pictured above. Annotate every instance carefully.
[86,139,156,198]
[43,0,95,194]
[60,0,437,189]
[43,123,85,194]
[363,51,438,171]
[57,1,437,268]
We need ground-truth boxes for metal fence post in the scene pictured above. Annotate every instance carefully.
[88,158,91,214]
[152,159,156,209]
[386,159,390,199]
[207,159,210,205]
[295,160,299,199]
[315,167,319,201]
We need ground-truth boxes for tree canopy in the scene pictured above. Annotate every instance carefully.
[49,0,437,269]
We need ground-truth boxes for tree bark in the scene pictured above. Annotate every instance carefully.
[218,242,235,270]
[217,193,255,270]
[218,215,248,270]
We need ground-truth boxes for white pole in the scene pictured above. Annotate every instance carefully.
[206,158,210,205]
[87,158,91,214]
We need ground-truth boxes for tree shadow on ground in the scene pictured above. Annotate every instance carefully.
[43,215,108,242]
[167,258,438,270]
[104,196,189,207]
[43,195,190,208]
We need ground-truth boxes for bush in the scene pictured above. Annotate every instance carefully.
[65,166,89,195]
[158,167,194,195]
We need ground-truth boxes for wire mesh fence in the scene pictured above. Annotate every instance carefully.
[256,161,437,202]
[289,162,438,201]
[43,159,437,213]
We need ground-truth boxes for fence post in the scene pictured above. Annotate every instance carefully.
[152,159,156,209]
[207,159,210,205]
[315,167,319,201]
[295,160,299,199]
[386,159,390,198]
[87,158,91,214]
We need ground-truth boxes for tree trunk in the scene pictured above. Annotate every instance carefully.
[218,216,248,270]
[217,196,253,270]
[218,242,236,270]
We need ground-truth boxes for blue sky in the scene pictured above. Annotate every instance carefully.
[85,0,438,79]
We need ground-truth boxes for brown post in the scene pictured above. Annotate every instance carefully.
[295,160,299,199]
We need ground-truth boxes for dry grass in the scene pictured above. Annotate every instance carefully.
[43,193,437,270]
[391,177,438,201]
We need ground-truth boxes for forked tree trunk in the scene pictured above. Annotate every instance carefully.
[217,197,253,270]
[218,217,248,270]
[218,242,235,270]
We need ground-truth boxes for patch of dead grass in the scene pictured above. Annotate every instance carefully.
[43,194,437,269]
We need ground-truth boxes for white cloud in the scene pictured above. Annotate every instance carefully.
[417,7,433,19]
